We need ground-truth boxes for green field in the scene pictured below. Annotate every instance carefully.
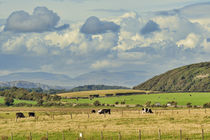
[62,92,210,106]
[0,97,37,105]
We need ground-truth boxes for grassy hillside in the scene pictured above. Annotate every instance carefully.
[58,89,149,97]
[134,62,210,92]
[61,92,210,106]
[69,85,129,92]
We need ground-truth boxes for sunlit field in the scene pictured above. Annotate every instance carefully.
[61,92,210,106]
[0,107,210,140]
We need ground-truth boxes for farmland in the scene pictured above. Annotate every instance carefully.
[0,97,36,105]
[60,92,210,106]
[58,89,150,97]
[0,107,210,139]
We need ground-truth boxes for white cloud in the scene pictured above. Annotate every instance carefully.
[176,33,201,49]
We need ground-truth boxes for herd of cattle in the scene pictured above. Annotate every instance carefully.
[15,108,153,118]
[16,112,35,118]
[91,108,153,114]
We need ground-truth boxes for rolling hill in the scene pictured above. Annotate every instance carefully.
[0,71,149,88]
[69,85,129,92]
[0,81,63,90]
[134,62,210,92]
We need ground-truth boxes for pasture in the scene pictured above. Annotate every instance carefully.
[0,97,36,105]
[0,107,210,139]
[58,89,150,97]
[61,92,210,106]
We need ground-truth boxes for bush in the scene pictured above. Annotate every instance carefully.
[145,101,151,107]
[115,101,119,105]
[93,100,101,106]
[120,101,126,104]
[203,103,210,108]
[13,103,33,107]
[4,97,14,106]
[135,104,143,107]
[186,102,192,108]
[74,103,90,107]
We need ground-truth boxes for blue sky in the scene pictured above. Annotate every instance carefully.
[0,0,210,78]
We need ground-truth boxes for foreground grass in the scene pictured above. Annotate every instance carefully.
[62,92,210,106]
[0,108,210,139]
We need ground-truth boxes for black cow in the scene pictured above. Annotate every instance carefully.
[142,108,153,114]
[98,109,111,114]
[16,112,25,118]
[28,112,35,117]
[91,110,96,113]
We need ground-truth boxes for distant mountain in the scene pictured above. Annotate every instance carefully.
[70,85,129,92]
[0,72,73,88]
[0,81,63,90]
[134,62,210,92]
[0,71,149,88]
[73,70,149,87]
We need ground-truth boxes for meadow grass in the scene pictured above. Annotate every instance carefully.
[62,92,210,106]
[0,107,210,139]
[0,97,37,105]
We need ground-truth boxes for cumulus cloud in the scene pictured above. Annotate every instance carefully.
[80,16,120,34]
[176,33,201,49]
[0,5,210,80]
[140,20,160,35]
[4,7,69,33]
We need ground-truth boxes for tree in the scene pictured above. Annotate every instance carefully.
[4,97,14,106]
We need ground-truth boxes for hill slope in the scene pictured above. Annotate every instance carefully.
[69,85,129,92]
[134,62,210,92]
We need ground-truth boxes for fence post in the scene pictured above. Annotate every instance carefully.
[121,110,123,117]
[205,108,207,114]
[70,113,72,119]
[29,132,32,140]
[158,129,161,140]
[180,129,182,140]
[88,113,89,119]
[119,132,121,140]
[62,131,65,140]
[101,131,103,140]
[46,132,48,140]
[11,132,13,140]
[139,129,141,140]
[202,129,204,140]
[188,109,190,114]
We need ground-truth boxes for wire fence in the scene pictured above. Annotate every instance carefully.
[1,129,210,140]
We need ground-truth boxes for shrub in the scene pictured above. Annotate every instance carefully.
[115,101,119,105]
[145,101,151,107]
[203,103,210,108]
[135,104,143,107]
[120,101,125,104]
[93,100,101,106]
[186,102,192,108]
[4,97,14,106]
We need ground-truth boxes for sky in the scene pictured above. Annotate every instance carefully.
[0,0,210,78]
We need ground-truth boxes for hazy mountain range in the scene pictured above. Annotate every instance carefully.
[0,71,150,89]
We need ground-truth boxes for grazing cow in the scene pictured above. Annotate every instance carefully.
[142,108,153,114]
[91,110,96,113]
[28,112,35,117]
[98,109,111,114]
[16,112,25,118]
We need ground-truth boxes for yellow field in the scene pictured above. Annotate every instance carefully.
[0,107,210,139]
[58,89,151,97]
